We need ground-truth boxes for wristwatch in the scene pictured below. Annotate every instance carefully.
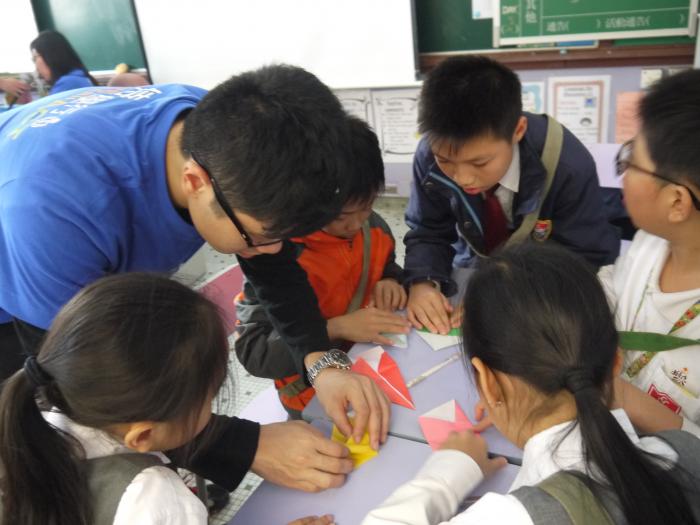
[306,349,352,386]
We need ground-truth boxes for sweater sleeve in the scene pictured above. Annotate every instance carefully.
[166,414,260,491]
[237,241,331,378]
[362,450,484,525]
[363,449,533,525]
[403,140,460,296]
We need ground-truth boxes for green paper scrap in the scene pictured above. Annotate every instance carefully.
[618,331,700,352]
[419,327,461,337]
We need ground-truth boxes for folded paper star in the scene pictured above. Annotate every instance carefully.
[331,425,377,468]
[415,328,461,351]
[352,346,414,409]
[418,399,474,450]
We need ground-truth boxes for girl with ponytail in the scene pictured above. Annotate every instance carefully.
[364,243,700,524]
[0,273,229,525]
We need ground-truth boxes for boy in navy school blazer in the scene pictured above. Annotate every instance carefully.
[404,56,620,333]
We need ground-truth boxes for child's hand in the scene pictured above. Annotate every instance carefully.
[287,514,335,525]
[440,430,507,478]
[450,304,464,329]
[369,278,407,311]
[407,282,453,334]
[327,307,411,346]
[472,400,493,432]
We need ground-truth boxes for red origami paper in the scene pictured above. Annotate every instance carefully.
[352,346,414,409]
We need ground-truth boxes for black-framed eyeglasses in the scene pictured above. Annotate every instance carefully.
[616,140,700,211]
[190,153,281,247]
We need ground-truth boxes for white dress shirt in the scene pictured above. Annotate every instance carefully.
[363,410,677,524]
[44,411,208,525]
[494,146,520,227]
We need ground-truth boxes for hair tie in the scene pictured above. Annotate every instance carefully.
[563,368,596,395]
[23,356,53,388]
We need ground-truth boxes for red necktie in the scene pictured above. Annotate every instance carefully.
[482,186,510,254]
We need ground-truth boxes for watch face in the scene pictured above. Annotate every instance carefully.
[327,349,352,367]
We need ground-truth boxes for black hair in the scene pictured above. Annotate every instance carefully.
[419,55,522,147]
[181,64,352,239]
[30,30,98,86]
[343,116,385,206]
[0,273,229,525]
[462,242,695,525]
[639,69,700,190]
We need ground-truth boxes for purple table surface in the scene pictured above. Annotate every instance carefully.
[228,419,520,525]
[302,331,523,463]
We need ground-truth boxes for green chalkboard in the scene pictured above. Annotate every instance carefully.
[415,0,495,53]
[497,0,696,45]
[32,0,146,72]
[415,0,598,54]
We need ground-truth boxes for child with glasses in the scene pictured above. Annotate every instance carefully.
[599,69,700,438]
[235,117,410,419]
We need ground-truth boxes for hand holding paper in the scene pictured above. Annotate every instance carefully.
[331,424,378,468]
[328,307,410,347]
[352,346,415,409]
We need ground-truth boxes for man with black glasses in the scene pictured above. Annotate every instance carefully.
[0,65,389,496]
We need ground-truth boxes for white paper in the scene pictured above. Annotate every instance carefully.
[472,0,493,19]
[421,399,459,421]
[371,88,421,163]
[521,82,545,113]
[336,88,374,124]
[352,345,384,371]
[382,332,408,348]
[547,75,610,144]
[415,330,461,351]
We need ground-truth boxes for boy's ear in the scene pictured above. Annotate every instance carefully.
[666,184,694,223]
[471,357,505,408]
[123,422,157,453]
[512,116,528,144]
[182,159,211,197]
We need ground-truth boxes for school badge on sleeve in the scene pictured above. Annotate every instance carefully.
[532,219,552,242]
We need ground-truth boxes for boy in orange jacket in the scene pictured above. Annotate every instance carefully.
[235,117,410,417]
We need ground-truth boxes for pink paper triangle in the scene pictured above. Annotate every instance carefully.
[418,400,473,450]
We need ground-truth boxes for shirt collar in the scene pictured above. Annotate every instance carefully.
[509,409,638,491]
[499,145,520,194]
[43,409,169,463]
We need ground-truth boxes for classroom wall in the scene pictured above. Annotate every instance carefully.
[372,62,692,197]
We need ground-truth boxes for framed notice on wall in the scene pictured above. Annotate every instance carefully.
[547,76,611,144]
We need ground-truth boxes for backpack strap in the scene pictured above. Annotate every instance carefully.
[512,471,615,525]
[506,115,563,246]
[86,453,165,525]
[345,220,371,314]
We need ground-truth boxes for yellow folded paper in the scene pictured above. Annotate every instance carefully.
[331,425,378,468]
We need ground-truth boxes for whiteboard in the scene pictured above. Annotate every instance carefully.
[0,3,37,73]
[133,0,418,89]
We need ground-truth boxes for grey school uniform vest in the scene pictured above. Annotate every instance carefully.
[511,430,700,524]
[86,453,164,525]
